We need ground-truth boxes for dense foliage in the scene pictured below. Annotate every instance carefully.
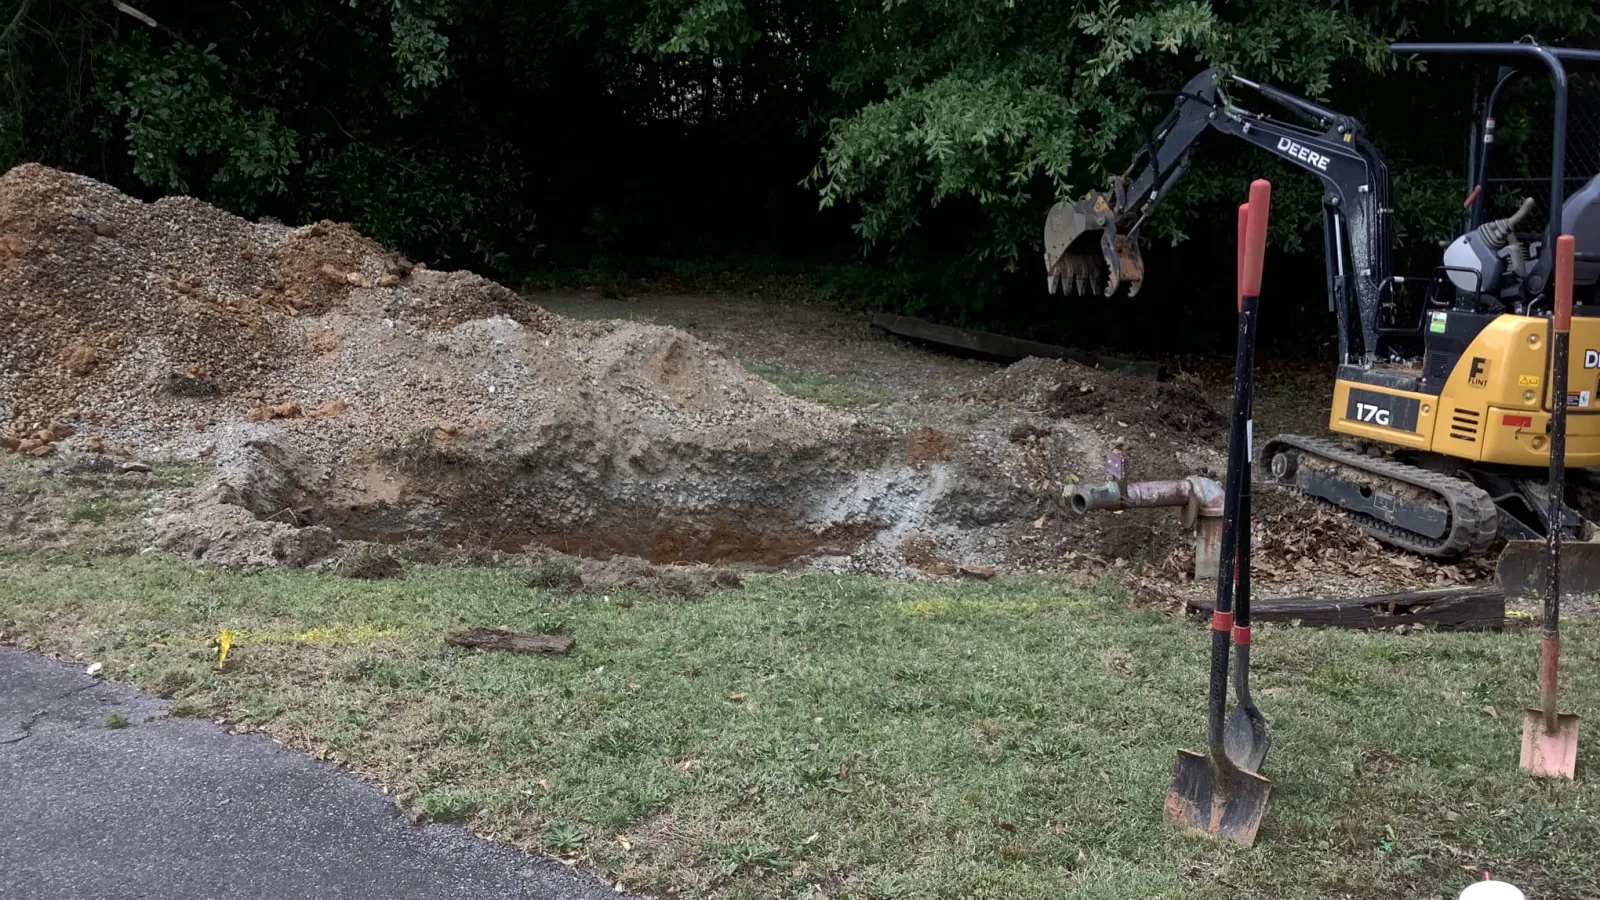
[2,1,1597,346]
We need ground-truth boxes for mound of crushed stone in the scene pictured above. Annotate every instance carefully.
[0,165,1120,573]
[2,163,1426,591]
[0,165,895,566]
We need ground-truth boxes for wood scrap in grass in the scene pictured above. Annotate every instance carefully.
[445,628,575,656]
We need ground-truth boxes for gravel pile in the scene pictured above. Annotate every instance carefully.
[0,164,1475,594]
[0,165,890,568]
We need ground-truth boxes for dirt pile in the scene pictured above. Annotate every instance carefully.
[932,357,1230,573]
[967,357,1223,482]
[0,165,908,568]
[972,357,1221,436]
[0,164,1461,592]
[0,165,1118,574]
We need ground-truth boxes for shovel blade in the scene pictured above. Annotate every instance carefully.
[1224,706,1272,774]
[1163,749,1272,847]
[1496,539,1600,597]
[1520,709,1580,779]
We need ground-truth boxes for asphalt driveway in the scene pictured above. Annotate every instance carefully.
[0,646,620,900]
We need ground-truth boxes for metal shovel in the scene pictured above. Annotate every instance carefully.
[1224,201,1271,775]
[1165,180,1273,846]
[1520,234,1581,779]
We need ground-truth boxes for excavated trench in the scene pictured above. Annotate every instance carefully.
[334,520,881,566]
[175,430,1042,571]
[0,164,1126,576]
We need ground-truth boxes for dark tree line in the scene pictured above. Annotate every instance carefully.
[2,1,1597,350]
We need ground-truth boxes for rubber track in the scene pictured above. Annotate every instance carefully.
[1261,434,1501,559]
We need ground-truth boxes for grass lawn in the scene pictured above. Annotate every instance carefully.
[2,552,1597,899]
[740,361,896,408]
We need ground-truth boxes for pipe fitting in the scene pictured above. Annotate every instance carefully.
[1066,469,1226,581]
[1070,481,1125,514]
[1182,475,1225,525]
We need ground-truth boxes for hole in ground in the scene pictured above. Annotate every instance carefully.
[331,517,881,566]
[212,437,899,567]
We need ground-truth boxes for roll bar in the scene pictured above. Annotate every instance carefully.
[1391,42,1600,295]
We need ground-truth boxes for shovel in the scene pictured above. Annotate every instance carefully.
[1495,541,1600,600]
[1224,201,1271,776]
[1165,180,1273,846]
[1520,233,1581,779]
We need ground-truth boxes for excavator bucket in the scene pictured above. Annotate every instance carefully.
[1044,191,1144,297]
[1495,540,1600,598]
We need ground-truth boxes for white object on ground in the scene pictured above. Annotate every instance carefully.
[1461,879,1526,900]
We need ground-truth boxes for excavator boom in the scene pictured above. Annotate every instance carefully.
[1044,69,1393,370]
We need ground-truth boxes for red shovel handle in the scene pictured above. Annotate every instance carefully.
[1541,637,1561,720]
[1555,234,1575,334]
[1241,180,1272,297]
[1236,203,1249,313]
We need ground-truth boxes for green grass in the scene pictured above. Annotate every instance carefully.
[741,361,895,408]
[1,460,209,552]
[67,498,134,525]
[104,711,128,729]
[1,552,1597,899]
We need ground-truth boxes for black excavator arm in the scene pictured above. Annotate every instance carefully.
[1045,68,1393,365]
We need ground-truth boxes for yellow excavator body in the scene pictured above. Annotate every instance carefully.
[1329,314,1600,468]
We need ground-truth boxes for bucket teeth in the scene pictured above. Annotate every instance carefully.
[1101,227,1122,297]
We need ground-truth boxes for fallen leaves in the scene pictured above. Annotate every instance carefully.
[1247,488,1494,588]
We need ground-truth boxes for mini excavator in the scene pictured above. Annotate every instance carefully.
[1045,42,1600,591]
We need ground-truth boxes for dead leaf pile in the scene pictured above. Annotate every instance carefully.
[1251,487,1492,587]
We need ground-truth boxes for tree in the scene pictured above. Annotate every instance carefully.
[2,0,1596,340]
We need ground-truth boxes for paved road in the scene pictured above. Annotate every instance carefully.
[0,646,620,900]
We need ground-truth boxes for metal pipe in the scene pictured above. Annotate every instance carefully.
[1071,477,1199,513]
[1196,515,1223,581]
[1471,66,1519,230]
[1069,473,1226,579]
[1105,444,1126,488]
[1190,476,1226,580]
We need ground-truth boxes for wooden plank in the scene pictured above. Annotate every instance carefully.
[869,312,1163,381]
[445,628,576,655]
[1187,587,1505,632]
